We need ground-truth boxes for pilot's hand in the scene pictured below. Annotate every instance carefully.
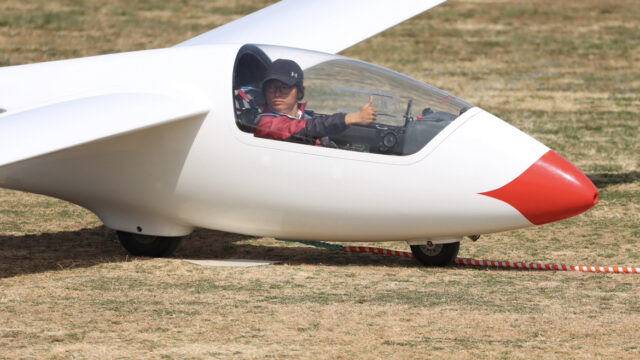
[345,96,377,126]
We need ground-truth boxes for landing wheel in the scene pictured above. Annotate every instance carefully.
[116,231,183,257]
[410,242,460,267]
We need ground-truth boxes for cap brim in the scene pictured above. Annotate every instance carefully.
[261,75,298,87]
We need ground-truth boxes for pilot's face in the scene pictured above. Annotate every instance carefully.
[265,80,299,117]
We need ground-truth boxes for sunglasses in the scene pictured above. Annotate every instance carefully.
[265,83,294,95]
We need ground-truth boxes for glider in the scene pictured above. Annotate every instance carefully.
[0,0,598,266]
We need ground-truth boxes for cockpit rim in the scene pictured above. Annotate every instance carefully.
[230,43,479,165]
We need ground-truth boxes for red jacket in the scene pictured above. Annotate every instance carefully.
[255,103,348,144]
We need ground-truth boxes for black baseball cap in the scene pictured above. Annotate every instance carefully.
[261,59,303,87]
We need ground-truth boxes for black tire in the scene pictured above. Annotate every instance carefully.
[116,231,183,257]
[410,242,460,267]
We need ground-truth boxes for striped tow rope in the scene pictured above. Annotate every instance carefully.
[342,245,640,274]
[343,246,415,259]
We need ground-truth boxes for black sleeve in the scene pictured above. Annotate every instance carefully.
[296,113,348,139]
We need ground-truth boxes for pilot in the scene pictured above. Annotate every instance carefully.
[255,59,377,145]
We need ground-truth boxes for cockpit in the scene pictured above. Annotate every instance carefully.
[233,44,472,156]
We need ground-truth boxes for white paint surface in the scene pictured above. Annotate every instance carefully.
[184,259,281,267]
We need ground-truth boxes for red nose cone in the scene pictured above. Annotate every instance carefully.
[481,151,598,225]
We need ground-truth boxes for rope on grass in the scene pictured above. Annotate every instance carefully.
[454,257,640,274]
[343,245,415,258]
[341,244,640,274]
[278,239,344,252]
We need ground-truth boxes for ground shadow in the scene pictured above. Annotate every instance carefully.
[177,228,419,269]
[0,226,129,279]
[0,226,419,279]
[588,171,640,189]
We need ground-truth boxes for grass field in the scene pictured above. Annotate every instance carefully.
[1,0,639,358]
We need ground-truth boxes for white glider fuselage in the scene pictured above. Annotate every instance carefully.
[0,43,597,244]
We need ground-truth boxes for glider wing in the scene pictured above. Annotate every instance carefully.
[176,0,447,54]
[0,93,209,168]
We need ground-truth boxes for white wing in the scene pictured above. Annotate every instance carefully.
[0,1,447,169]
[177,0,447,54]
[0,93,208,168]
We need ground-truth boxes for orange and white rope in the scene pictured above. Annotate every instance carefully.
[342,245,640,274]
[454,258,640,274]
[343,246,415,259]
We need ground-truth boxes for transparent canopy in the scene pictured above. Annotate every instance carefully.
[233,44,473,156]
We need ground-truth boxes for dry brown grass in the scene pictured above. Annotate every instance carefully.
[1,0,639,359]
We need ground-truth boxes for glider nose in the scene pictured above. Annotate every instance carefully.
[481,150,598,225]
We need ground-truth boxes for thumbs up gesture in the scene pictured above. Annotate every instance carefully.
[346,96,377,126]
